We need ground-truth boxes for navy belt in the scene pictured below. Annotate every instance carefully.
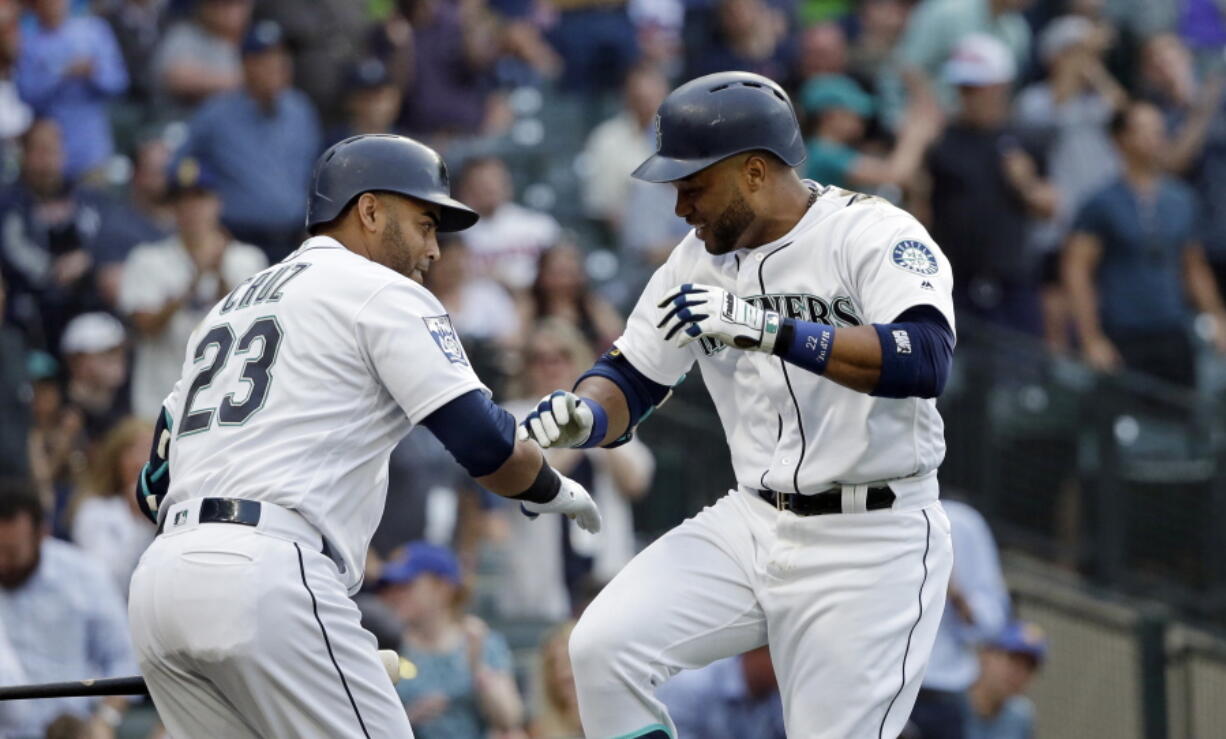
[157,497,345,573]
[756,485,895,516]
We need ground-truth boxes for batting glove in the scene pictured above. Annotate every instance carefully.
[518,390,596,448]
[520,472,602,533]
[657,283,782,352]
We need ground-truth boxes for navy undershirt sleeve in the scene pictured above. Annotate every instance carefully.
[870,305,955,399]
[576,350,673,443]
[421,389,517,477]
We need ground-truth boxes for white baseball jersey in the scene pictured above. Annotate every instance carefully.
[616,184,956,494]
[156,235,486,592]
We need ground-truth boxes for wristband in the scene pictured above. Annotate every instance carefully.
[576,397,609,449]
[511,458,561,504]
[773,318,836,375]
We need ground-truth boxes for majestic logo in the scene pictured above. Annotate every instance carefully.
[423,315,469,366]
[920,280,934,291]
[891,241,939,275]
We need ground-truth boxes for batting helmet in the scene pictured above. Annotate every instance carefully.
[305,134,479,233]
[632,71,806,183]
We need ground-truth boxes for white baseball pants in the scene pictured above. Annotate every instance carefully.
[569,481,953,738]
[128,498,413,738]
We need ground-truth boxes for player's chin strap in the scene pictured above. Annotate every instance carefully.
[136,407,174,524]
[575,349,678,448]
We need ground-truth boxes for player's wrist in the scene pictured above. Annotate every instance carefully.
[774,318,836,375]
[511,458,562,504]
[755,310,782,353]
[574,397,608,448]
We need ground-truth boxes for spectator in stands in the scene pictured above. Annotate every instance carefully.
[655,646,786,739]
[1014,15,1124,353]
[153,0,249,112]
[546,0,638,93]
[456,156,561,294]
[792,22,848,90]
[526,243,624,351]
[497,320,651,621]
[686,0,793,81]
[16,0,127,182]
[1139,33,1226,295]
[530,620,583,739]
[378,542,525,739]
[0,479,137,738]
[0,119,107,353]
[579,63,669,232]
[98,0,170,107]
[69,417,153,597]
[389,0,503,139]
[0,0,31,171]
[0,272,31,479]
[926,35,1057,335]
[910,499,1010,739]
[119,156,265,418]
[59,311,129,440]
[25,351,85,517]
[425,235,521,346]
[181,20,320,261]
[255,0,371,125]
[328,57,403,145]
[845,0,911,84]
[1064,100,1226,386]
[965,621,1047,739]
[800,74,942,191]
[93,135,176,307]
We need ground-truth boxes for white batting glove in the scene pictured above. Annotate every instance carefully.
[657,283,782,352]
[518,390,595,449]
[520,472,602,533]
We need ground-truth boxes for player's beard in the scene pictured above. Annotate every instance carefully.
[379,218,418,281]
[707,192,755,255]
[0,547,39,591]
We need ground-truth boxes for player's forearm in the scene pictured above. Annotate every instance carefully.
[475,440,548,498]
[573,375,632,446]
[813,325,883,393]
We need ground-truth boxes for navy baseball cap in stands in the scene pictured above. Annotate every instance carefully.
[242,19,285,56]
[348,58,391,90]
[166,156,218,198]
[989,620,1048,663]
[378,542,462,588]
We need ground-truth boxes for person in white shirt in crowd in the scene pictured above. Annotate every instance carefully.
[152,0,250,112]
[69,417,155,598]
[908,498,1011,739]
[59,312,130,440]
[496,319,653,622]
[424,235,521,347]
[454,156,561,294]
[119,156,266,419]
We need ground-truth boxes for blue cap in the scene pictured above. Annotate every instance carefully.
[800,75,874,117]
[348,58,391,90]
[989,620,1047,663]
[378,542,461,588]
[166,156,218,197]
[242,20,284,56]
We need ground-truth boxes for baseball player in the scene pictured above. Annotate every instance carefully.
[126,134,601,738]
[520,71,956,738]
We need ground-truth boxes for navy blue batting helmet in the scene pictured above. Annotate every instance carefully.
[305,134,479,233]
[632,71,806,183]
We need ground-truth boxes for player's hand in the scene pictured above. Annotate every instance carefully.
[657,283,781,352]
[519,472,602,533]
[518,390,595,448]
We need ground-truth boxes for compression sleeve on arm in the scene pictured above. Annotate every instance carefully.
[421,389,517,477]
[575,349,675,446]
[870,305,955,399]
[136,406,173,523]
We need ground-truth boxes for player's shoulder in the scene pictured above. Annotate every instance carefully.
[810,187,926,244]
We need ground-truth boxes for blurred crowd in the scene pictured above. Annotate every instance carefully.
[4,0,1226,736]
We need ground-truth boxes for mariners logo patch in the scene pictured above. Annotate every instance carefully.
[423,315,469,366]
[890,241,939,275]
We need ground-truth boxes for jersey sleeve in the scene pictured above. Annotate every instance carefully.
[611,254,696,386]
[845,212,956,330]
[355,281,487,425]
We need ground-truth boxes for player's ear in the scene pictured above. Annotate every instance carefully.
[742,154,769,192]
[357,192,382,234]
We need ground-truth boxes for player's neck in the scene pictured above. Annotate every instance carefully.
[742,180,815,250]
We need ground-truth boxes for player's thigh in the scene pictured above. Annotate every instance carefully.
[571,492,769,679]
[139,652,262,739]
[766,503,953,739]
[207,540,413,739]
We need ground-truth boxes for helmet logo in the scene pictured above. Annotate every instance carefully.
[654,113,662,152]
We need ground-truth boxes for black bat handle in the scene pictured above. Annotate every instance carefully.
[0,676,149,700]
